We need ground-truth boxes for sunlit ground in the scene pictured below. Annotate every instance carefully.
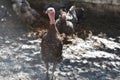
[0,0,120,80]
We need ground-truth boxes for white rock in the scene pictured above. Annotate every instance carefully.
[93,62,100,67]
[67,65,72,68]
[60,72,67,76]
[21,44,36,49]
[1,5,4,8]
[5,40,11,44]
[116,62,120,66]
[83,60,88,64]
[67,72,72,76]
[70,59,75,63]
[111,61,116,67]
[54,71,59,76]
[102,64,106,69]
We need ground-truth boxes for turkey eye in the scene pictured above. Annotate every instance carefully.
[50,10,52,11]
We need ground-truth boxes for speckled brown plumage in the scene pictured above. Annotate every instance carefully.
[41,24,63,63]
[56,10,75,36]
[40,7,63,79]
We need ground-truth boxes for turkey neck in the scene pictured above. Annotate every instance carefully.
[48,24,59,34]
[48,13,59,36]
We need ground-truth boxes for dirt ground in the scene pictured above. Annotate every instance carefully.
[0,0,120,80]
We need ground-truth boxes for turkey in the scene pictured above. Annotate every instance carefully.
[12,0,39,24]
[41,7,63,79]
[56,9,75,37]
[66,5,85,31]
[75,7,85,24]
[66,5,78,28]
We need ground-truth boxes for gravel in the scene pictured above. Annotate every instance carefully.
[0,0,120,80]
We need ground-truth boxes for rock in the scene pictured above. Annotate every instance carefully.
[21,44,36,49]
[115,62,120,66]
[111,61,117,67]
[66,72,72,76]
[5,40,11,44]
[82,60,88,64]
[54,71,59,77]
[59,72,67,77]
[93,62,100,67]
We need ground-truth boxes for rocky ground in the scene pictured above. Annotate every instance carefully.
[0,0,120,80]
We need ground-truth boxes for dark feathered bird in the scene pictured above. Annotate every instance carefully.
[56,9,75,36]
[75,7,85,23]
[66,5,85,31]
[41,7,63,79]
[12,0,39,24]
[66,5,78,27]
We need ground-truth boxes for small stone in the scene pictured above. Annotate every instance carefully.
[67,65,72,68]
[21,45,36,49]
[70,59,75,63]
[63,67,70,72]
[25,57,32,61]
[94,62,100,67]
[67,72,72,76]
[1,5,4,8]
[116,62,120,66]
[111,62,116,67]
[5,40,10,44]
[11,42,19,47]
[59,72,66,76]
[1,18,4,22]
[102,64,106,69]
[54,71,59,77]
[75,56,80,60]
[83,60,87,64]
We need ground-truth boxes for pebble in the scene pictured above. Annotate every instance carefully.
[5,40,10,44]
[82,60,88,64]
[66,72,72,76]
[70,59,75,63]
[54,71,59,77]
[62,67,70,72]
[93,62,100,67]
[111,61,116,67]
[1,18,5,22]
[115,62,120,66]
[67,65,72,69]
[59,72,67,77]
[108,37,116,41]
[75,56,81,60]
[102,64,106,69]
[25,57,33,61]
[21,44,36,49]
